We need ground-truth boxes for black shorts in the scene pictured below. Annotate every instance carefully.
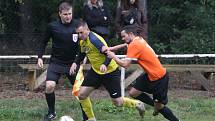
[82,68,121,98]
[46,63,78,85]
[132,72,169,105]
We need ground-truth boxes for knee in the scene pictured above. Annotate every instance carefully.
[128,90,138,98]
[154,102,164,111]
[45,81,55,93]
[112,98,123,107]
[78,92,88,100]
[128,91,135,97]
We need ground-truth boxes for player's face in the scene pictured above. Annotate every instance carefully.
[121,31,132,44]
[76,26,89,40]
[59,8,73,24]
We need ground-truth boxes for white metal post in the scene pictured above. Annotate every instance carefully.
[120,66,125,97]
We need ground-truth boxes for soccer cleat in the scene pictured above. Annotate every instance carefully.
[136,102,145,118]
[43,112,56,121]
[86,118,97,121]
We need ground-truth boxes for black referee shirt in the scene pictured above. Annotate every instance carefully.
[38,19,79,65]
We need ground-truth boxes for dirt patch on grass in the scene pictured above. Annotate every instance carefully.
[0,71,215,99]
[0,88,214,100]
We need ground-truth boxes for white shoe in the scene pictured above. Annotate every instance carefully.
[136,102,145,118]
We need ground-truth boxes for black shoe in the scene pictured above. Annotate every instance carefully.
[43,112,56,121]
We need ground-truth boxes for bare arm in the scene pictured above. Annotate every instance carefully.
[106,51,131,68]
[109,43,127,51]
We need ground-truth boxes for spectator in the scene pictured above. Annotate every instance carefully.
[115,0,148,40]
[83,0,112,41]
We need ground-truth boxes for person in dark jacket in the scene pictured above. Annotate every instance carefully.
[37,1,94,121]
[116,0,148,40]
[83,0,112,41]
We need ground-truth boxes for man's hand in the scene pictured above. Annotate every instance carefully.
[107,50,131,68]
[37,58,44,68]
[70,63,77,75]
[100,64,107,73]
[106,51,116,59]
[101,46,109,54]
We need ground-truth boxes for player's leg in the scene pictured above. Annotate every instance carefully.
[78,69,100,121]
[102,68,145,118]
[128,73,154,107]
[78,86,95,120]
[115,97,145,118]
[67,72,90,121]
[45,81,56,113]
[44,63,61,121]
[129,88,154,106]
[153,73,179,121]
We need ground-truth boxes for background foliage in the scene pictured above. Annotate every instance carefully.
[148,0,215,54]
[0,0,215,54]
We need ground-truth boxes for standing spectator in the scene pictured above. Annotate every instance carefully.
[107,25,180,121]
[37,1,94,121]
[115,0,148,40]
[83,0,112,41]
[70,20,145,121]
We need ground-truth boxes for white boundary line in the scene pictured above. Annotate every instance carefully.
[158,54,215,58]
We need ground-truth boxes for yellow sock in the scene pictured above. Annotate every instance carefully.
[79,97,95,119]
[123,97,140,107]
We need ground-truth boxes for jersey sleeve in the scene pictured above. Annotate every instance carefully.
[89,32,111,66]
[37,24,51,58]
[127,44,140,60]
[89,32,104,52]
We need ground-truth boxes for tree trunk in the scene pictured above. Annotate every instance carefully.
[114,0,122,38]
[19,0,34,54]
[138,0,148,39]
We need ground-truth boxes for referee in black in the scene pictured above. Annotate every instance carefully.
[37,1,91,121]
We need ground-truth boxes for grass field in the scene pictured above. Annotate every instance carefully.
[0,92,215,121]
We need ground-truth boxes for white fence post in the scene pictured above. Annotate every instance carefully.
[121,67,125,97]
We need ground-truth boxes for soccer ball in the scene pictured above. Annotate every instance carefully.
[59,115,74,121]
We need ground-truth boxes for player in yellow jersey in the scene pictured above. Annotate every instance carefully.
[70,20,145,121]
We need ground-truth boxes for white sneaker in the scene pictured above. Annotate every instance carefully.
[136,102,145,118]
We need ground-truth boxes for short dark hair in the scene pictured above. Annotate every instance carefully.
[121,25,138,35]
[76,20,88,29]
[58,0,73,12]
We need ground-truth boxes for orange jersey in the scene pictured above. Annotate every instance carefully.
[127,37,166,81]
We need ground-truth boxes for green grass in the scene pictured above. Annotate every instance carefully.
[0,97,215,121]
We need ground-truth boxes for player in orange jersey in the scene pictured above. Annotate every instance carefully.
[106,25,179,121]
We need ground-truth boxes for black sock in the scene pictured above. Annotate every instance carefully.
[159,106,179,121]
[135,93,154,106]
[45,92,55,114]
[80,103,88,121]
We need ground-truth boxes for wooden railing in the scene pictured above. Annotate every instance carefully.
[18,63,215,92]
